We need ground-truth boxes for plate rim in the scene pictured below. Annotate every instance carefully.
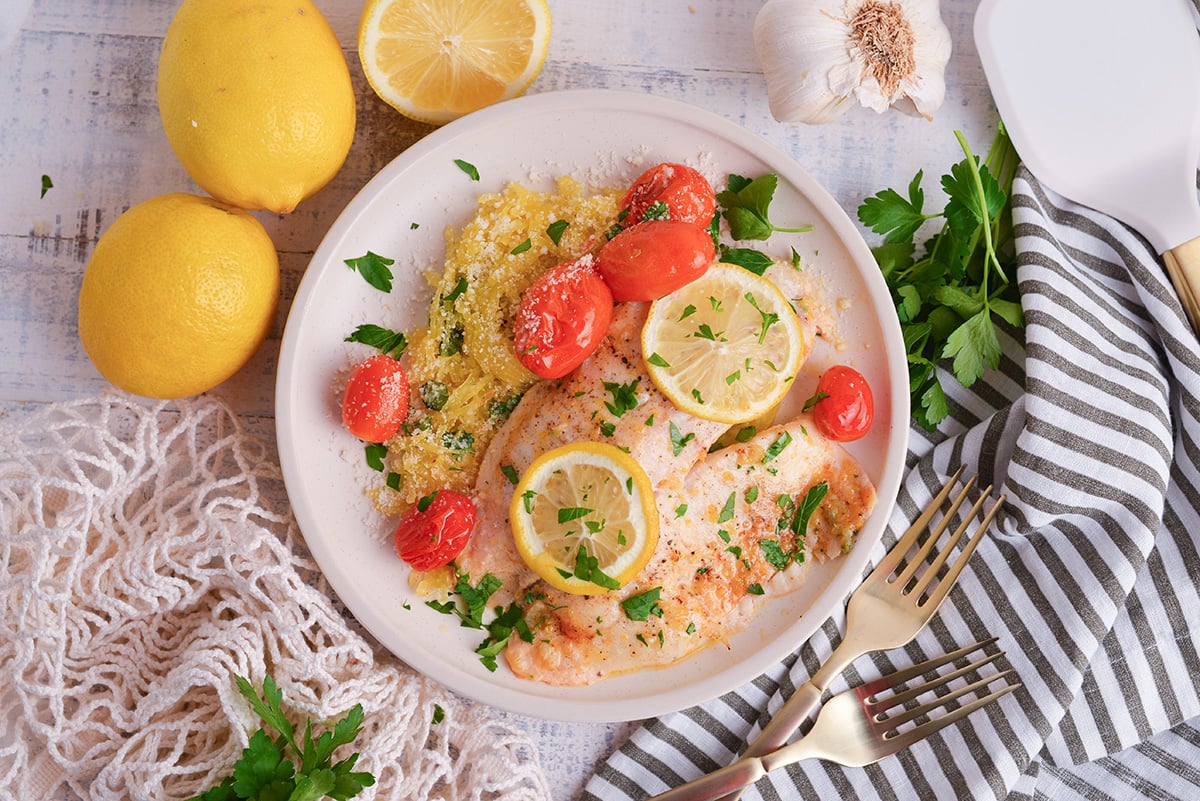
[275,88,908,722]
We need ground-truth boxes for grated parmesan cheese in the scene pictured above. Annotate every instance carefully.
[372,176,621,514]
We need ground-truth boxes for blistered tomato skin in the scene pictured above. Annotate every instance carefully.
[621,162,717,227]
[513,256,614,379]
[341,354,410,443]
[394,490,475,571]
[597,220,715,301]
[812,365,874,442]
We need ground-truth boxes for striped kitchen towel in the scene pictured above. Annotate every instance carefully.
[581,168,1200,801]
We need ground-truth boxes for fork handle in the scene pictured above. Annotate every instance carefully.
[716,635,866,801]
[743,635,865,758]
[647,755,768,801]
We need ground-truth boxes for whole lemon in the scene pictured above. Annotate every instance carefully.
[156,0,356,213]
[78,192,280,399]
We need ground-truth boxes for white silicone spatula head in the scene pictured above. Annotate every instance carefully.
[975,0,1200,255]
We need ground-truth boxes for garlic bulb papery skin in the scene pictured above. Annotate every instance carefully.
[753,0,952,125]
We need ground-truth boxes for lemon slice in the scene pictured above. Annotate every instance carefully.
[510,442,659,596]
[642,263,806,425]
[358,0,552,125]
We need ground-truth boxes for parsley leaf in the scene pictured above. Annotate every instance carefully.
[856,126,1022,429]
[419,380,449,411]
[716,173,815,241]
[344,251,395,293]
[344,324,407,357]
[603,379,640,417]
[454,159,480,180]
[546,219,569,245]
[40,174,52,198]
[719,246,774,276]
[192,675,375,801]
[621,587,664,621]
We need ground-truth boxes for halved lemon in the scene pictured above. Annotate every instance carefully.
[358,0,552,125]
[510,442,659,596]
[642,263,806,425]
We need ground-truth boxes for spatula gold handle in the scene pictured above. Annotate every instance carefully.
[1163,237,1200,333]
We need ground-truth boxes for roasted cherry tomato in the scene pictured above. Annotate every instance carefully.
[621,162,717,227]
[394,489,475,571]
[341,354,409,443]
[597,220,715,301]
[811,365,874,442]
[513,256,613,379]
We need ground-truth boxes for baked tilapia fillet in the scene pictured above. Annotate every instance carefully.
[458,301,876,685]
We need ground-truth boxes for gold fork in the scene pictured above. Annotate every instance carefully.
[649,638,1020,801]
[721,466,1005,800]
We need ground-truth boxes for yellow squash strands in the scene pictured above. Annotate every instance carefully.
[358,0,552,125]
[373,177,620,515]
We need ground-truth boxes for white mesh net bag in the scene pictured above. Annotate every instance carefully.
[0,393,550,801]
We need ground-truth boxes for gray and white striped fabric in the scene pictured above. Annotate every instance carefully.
[582,169,1200,801]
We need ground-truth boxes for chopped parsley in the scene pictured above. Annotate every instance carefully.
[621,587,663,621]
[345,324,408,357]
[454,158,480,180]
[717,491,736,523]
[790,481,829,537]
[344,250,395,293]
[763,431,792,463]
[603,379,641,417]
[669,420,695,456]
[803,390,830,411]
[364,442,387,471]
[546,219,569,245]
[441,430,475,458]
[488,393,523,420]
[419,380,449,411]
[40,174,52,198]
[558,506,594,523]
[647,352,671,368]
[441,277,468,304]
[510,238,532,255]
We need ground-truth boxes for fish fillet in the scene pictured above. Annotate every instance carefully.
[457,290,874,684]
[459,302,733,599]
[503,413,875,685]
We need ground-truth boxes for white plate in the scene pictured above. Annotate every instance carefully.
[276,89,908,723]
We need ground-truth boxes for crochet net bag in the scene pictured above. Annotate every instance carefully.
[0,394,550,801]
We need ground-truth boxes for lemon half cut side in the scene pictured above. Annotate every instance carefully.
[358,0,552,125]
[642,263,807,425]
[510,442,659,596]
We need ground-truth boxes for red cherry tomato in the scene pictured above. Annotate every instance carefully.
[812,365,874,442]
[621,162,717,227]
[341,354,409,443]
[597,220,715,301]
[513,256,613,379]
[394,489,475,571]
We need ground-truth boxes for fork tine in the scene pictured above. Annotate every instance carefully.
[873,667,1014,729]
[870,465,967,580]
[892,477,979,589]
[916,495,1005,609]
[857,637,998,698]
[868,652,1006,712]
[907,488,996,600]
[875,680,1021,754]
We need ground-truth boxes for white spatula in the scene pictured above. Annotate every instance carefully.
[975,0,1200,330]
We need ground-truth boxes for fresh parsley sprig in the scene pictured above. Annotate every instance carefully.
[192,674,375,801]
[857,126,1022,430]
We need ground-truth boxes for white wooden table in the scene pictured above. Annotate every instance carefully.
[0,1,995,797]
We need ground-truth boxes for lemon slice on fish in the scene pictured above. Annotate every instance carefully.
[641,263,805,425]
[510,442,659,596]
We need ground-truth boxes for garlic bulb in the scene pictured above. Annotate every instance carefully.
[753,0,952,124]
